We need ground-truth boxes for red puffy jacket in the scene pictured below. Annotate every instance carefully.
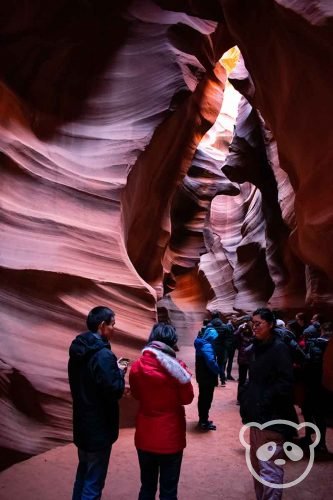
[129,343,194,454]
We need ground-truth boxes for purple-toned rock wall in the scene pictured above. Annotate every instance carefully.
[0,0,332,465]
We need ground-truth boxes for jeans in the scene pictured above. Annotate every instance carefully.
[72,446,112,500]
[137,449,183,500]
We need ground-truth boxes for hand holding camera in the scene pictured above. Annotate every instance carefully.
[117,357,130,373]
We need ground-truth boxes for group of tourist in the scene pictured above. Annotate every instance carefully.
[194,307,332,499]
[68,305,332,500]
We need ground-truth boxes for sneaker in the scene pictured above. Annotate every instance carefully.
[199,421,217,431]
[198,422,209,431]
[204,422,217,431]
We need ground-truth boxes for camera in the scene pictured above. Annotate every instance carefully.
[118,357,130,367]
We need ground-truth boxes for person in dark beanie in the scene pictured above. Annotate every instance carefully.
[68,306,127,500]
[130,323,194,500]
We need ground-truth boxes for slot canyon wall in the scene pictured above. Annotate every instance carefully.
[0,0,332,467]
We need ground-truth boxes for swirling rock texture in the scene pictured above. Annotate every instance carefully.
[220,0,333,312]
[0,0,333,466]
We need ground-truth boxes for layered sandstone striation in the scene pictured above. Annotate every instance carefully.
[0,0,332,465]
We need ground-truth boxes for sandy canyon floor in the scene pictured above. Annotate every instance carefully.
[0,346,332,500]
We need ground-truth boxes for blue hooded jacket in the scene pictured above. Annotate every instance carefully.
[194,326,219,383]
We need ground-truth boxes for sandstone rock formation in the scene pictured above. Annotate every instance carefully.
[0,0,332,466]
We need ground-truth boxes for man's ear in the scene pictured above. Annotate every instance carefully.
[98,321,105,333]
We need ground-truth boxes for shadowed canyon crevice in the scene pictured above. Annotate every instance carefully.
[0,0,333,467]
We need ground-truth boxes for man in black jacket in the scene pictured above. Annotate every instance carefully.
[68,306,126,500]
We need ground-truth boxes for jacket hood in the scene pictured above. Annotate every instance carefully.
[304,323,321,336]
[140,347,191,384]
[69,331,109,359]
[146,340,176,357]
[194,326,217,351]
[202,326,218,343]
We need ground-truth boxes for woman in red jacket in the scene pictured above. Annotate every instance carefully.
[129,323,194,500]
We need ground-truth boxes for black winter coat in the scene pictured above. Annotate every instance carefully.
[239,336,297,437]
[211,318,234,352]
[68,331,125,451]
[234,326,255,365]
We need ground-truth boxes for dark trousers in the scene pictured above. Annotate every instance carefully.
[302,383,327,446]
[216,349,227,384]
[237,363,249,402]
[137,449,183,500]
[226,346,236,377]
[198,382,215,423]
[72,446,112,500]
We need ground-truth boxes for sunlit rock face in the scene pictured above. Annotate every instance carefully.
[220,0,333,302]
[1,0,333,466]
[155,0,333,312]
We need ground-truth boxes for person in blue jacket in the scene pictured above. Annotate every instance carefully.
[194,322,219,430]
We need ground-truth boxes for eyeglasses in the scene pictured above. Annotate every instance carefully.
[252,321,266,329]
